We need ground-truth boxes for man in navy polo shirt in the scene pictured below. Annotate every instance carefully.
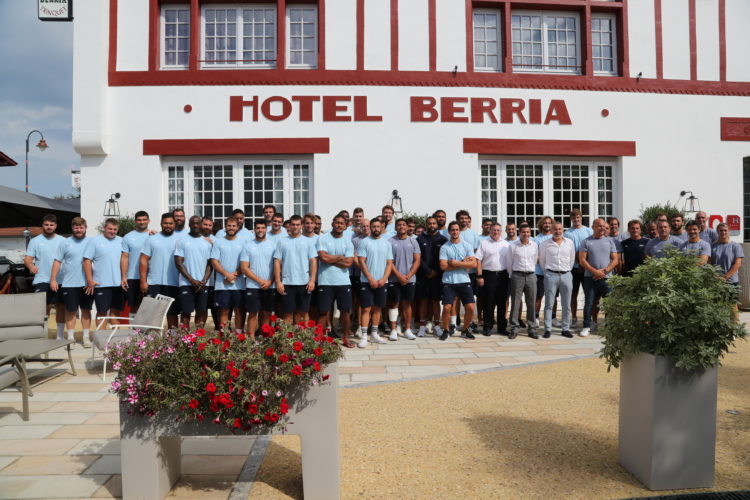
[620,220,649,276]
[140,213,182,330]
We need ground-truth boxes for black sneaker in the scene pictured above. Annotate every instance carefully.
[448,326,457,337]
[439,330,449,341]
[498,329,509,336]
[561,330,573,338]
[508,330,517,340]
[469,322,479,333]
[461,330,475,340]
[518,320,526,328]
[543,330,551,339]
[482,327,492,337]
[529,332,539,339]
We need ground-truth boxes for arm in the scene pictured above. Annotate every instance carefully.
[725,257,743,281]
[317,250,343,265]
[139,254,150,293]
[358,256,378,288]
[50,260,62,291]
[307,258,317,292]
[274,258,285,294]
[175,256,203,290]
[83,259,97,294]
[418,240,433,275]
[240,261,270,289]
[120,252,129,289]
[578,250,603,279]
[379,260,393,287]
[23,255,38,275]
[605,252,619,275]
[538,244,547,270]
[404,253,421,283]
[211,258,237,285]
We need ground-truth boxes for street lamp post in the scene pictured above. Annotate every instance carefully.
[25,130,48,193]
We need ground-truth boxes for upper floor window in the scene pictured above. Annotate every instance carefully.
[202,6,277,68]
[287,6,318,68]
[592,14,617,75]
[473,10,501,71]
[161,7,190,69]
[511,11,581,74]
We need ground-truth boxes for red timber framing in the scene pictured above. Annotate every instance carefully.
[464,138,636,156]
[143,138,330,155]
[111,0,750,96]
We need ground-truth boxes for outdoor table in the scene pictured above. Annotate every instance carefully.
[0,339,77,420]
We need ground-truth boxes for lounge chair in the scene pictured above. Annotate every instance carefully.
[91,294,174,380]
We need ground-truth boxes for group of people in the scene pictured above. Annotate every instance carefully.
[23,205,743,348]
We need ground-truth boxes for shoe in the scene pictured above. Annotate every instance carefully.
[354,326,362,339]
[396,325,402,335]
[417,326,426,337]
[528,332,539,339]
[434,326,443,338]
[426,321,434,333]
[518,320,526,328]
[498,329,509,336]
[448,326,457,337]
[461,330,475,340]
[482,327,492,337]
[357,336,368,348]
[389,331,398,341]
[372,332,388,344]
[82,335,91,348]
[561,330,573,338]
[533,319,539,328]
[579,328,590,337]
[508,330,517,340]
[439,329,449,341]
[571,318,578,328]
[469,322,479,334]
[543,330,551,339]
[552,319,562,328]
[329,331,340,339]
[591,322,598,332]
[404,329,417,340]
[66,332,75,341]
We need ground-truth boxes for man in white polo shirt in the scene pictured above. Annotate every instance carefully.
[539,222,575,338]
[475,222,510,336]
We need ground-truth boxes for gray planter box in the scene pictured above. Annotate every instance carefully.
[119,363,339,500]
[619,353,717,490]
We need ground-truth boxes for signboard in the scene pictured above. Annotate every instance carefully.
[71,170,80,189]
[38,0,73,22]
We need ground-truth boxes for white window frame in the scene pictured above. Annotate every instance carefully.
[473,9,502,72]
[478,158,618,232]
[511,10,582,75]
[161,6,191,69]
[286,5,318,69]
[591,13,618,76]
[200,4,278,69]
[162,157,314,224]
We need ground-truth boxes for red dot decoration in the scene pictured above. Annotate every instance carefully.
[601,109,610,117]
[184,104,193,113]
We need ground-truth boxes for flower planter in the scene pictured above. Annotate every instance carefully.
[119,363,339,500]
[618,353,717,490]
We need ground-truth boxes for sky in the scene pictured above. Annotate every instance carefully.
[0,2,77,199]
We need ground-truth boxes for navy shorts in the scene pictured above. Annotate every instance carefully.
[61,287,94,312]
[178,286,209,314]
[33,282,62,305]
[280,285,312,313]
[358,282,387,309]
[317,284,353,312]
[244,288,274,313]
[387,282,416,303]
[536,274,545,299]
[415,275,442,301]
[126,279,144,309]
[147,285,181,316]
[94,286,125,312]
[441,283,476,306]
[213,290,243,310]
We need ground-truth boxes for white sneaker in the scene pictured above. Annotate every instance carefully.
[357,336,368,348]
[353,326,362,339]
[434,326,443,338]
[389,331,398,341]
[404,329,417,340]
[67,332,75,341]
[56,331,65,340]
[417,326,426,337]
[82,334,91,348]
[533,319,539,328]
[579,327,590,337]
[552,319,562,328]
[426,321,434,333]
[396,325,402,335]
[372,332,387,344]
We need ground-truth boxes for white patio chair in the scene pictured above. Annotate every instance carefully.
[91,294,174,380]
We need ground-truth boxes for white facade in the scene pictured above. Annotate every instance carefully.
[73,0,750,237]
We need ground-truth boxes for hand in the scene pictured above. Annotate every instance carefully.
[593,269,607,280]
[399,275,409,286]
[368,278,378,289]
[306,280,315,293]
[477,277,485,286]
[463,256,477,265]
[277,282,286,295]
[50,280,59,292]
[260,279,271,290]
[223,275,236,285]
[140,280,149,294]
[377,278,387,288]
[149,229,157,235]
[29,265,39,275]
[191,279,204,291]
[85,284,97,295]
[427,270,436,279]
[121,278,128,290]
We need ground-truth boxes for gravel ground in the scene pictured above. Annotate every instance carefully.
[249,338,750,500]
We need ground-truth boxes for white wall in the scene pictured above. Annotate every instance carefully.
[325,0,357,70]
[397,0,429,71]
[696,0,719,81]
[661,0,690,80]
[627,0,657,79]
[725,0,750,82]
[436,0,466,73]
[116,0,149,72]
[364,0,391,70]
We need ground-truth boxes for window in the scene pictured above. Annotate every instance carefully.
[202,6,277,68]
[479,159,617,232]
[592,14,617,75]
[287,5,318,68]
[165,158,313,227]
[511,11,580,74]
[162,7,190,69]
[473,10,501,71]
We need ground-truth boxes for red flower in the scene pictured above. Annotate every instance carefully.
[188,399,199,409]
[313,361,321,371]
[314,347,323,356]
[325,336,334,343]
[280,399,289,415]
[307,320,317,327]
[233,418,242,428]
[279,354,290,363]
[291,365,303,376]
[236,333,246,341]
[270,314,278,322]
[265,348,275,357]
[293,342,304,351]
[270,413,280,422]
[261,324,275,337]
[197,343,206,351]
[322,374,330,381]
[220,340,231,352]
[196,329,206,337]
[247,404,259,414]
[211,338,221,345]
[205,382,217,393]
[287,332,294,338]
[315,325,323,335]
[197,414,204,422]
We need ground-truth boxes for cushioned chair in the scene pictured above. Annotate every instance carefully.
[91,295,174,380]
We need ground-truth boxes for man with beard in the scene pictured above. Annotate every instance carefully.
[120,211,151,316]
[356,218,393,347]
[274,215,318,324]
[139,213,182,330]
[670,214,688,242]
[211,216,246,332]
[438,221,476,340]
[175,216,213,329]
[172,208,187,236]
[434,209,448,237]
[83,218,125,329]
[680,220,711,264]
[25,214,66,339]
[317,215,356,347]
[386,219,421,340]
[416,216,447,337]
[240,219,277,340]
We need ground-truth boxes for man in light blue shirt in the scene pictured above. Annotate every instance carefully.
[303,214,322,322]
[564,209,594,327]
[24,214,66,339]
[456,210,480,331]
[267,213,288,241]
[382,205,397,238]
[215,209,252,241]
[387,219,421,341]
[140,213,182,329]
[211,216,246,332]
[240,219,277,340]
[171,208,188,237]
[50,217,94,345]
[175,216,213,329]
[83,218,124,327]
[438,221,477,341]
[317,215,355,347]
[120,210,151,315]
[356,217,393,347]
[274,215,317,324]
[533,216,554,326]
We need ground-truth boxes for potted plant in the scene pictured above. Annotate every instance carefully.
[600,248,747,490]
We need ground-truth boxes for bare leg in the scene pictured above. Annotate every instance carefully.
[360,307,372,333]
[245,311,258,340]
[462,303,475,330]
[195,310,208,329]
[233,307,244,331]
[441,303,452,330]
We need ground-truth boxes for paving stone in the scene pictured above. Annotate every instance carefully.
[84,455,120,475]
[474,351,536,358]
[411,352,477,360]
[0,455,99,475]
[361,359,410,367]
[60,376,109,385]
[0,401,55,414]
[46,402,119,413]
[181,455,246,475]
[549,344,602,350]
[463,356,524,364]
[0,457,18,471]
[0,392,106,403]
[33,384,108,393]
[0,474,109,499]
[48,425,119,439]
[92,474,121,498]
[166,474,237,499]
[455,363,502,371]
[0,425,62,439]
[338,366,387,374]
[0,412,93,426]
[66,439,120,456]
[0,439,80,456]
[369,354,414,361]
[408,358,467,366]
[349,373,404,383]
[83,413,119,425]
[181,437,255,456]
[336,360,364,368]
[386,365,457,374]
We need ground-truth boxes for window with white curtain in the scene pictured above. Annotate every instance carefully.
[511,11,581,74]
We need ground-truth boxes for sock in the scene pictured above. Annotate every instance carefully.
[450,315,457,326]
[370,326,378,335]
[235,328,243,334]
[82,329,90,341]
[67,329,75,340]
[56,324,65,338]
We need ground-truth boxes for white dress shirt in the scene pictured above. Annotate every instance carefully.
[475,237,510,271]
[539,237,576,272]
[506,240,538,275]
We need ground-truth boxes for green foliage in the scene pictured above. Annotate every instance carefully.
[401,211,431,227]
[96,215,136,237]
[639,203,684,225]
[599,248,747,371]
